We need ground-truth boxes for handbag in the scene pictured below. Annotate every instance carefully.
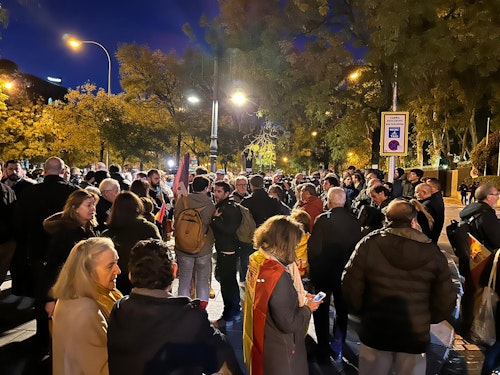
[471,250,500,346]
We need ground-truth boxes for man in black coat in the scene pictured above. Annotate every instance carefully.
[12,156,79,351]
[308,186,362,364]
[240,175,281,227]
[343,200,455,375]
[240,175,281,280]
[107,239,242,375]
[415,182,444,243]
[1,159,34,195]
[459,183,500,337]
[211,181,242,328]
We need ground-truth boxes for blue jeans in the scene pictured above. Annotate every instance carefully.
[176,252,211,301]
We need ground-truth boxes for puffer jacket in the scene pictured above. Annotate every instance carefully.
[342,226,455,354]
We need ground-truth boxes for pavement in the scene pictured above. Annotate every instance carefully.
[0,196,491,374]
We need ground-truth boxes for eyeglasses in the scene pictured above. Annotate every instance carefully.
[236,183,248,187]
[488,193,500,196]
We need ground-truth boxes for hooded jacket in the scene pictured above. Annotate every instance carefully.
[174,192,216,257]
[342,226,455,354]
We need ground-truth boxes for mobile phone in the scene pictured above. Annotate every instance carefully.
[312,291,326,302]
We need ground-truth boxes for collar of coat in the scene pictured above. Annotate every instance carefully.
[382,227,432,244]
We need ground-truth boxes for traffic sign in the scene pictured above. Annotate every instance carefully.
[380,111,409,156]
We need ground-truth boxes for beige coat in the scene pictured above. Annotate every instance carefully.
[52,297,109,375]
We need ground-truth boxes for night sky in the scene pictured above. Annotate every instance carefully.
[0,0,219,93]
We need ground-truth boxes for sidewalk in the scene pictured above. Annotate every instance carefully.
[0,197,489,374]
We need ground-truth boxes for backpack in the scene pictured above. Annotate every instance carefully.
[174,196,206,254]
[235,203,256,244]
[446,210,486,277]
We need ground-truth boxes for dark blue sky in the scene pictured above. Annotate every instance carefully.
[0,0,218,93]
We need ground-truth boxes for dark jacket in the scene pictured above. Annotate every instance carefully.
[0,182,16,243]
[102,218,161,294]
[107,289,242,375]
[43,213,96,299]
[110,172,131,192]
[241,188,281,227]
[95,197,112,234]
[211,198,241,253]
[308,207,362,286]
[342,227,455,354]
[417,193,445,243]
[3,177,35,196]
[428,192,445,243]
[460,202,500,251]
[14,175,79,263]
[229,191,248,204]
[262,271,311,375]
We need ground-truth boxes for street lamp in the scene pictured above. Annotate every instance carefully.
[66,36,111,95]
[210,56,220,173]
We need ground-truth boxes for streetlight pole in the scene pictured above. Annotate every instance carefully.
[210,55,219,173]
[68,38,111,95]
[67,36,112,164]
[387,63,398,183]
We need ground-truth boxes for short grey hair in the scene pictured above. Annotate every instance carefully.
[327,187,346,208]
[99,178,120,193]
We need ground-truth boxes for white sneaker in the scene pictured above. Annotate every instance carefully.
[0,294,22,304]
[16,296,35,310]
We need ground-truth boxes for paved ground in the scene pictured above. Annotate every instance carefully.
[0,196,492,374]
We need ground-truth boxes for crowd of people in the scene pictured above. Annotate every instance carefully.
[0,156,499,374]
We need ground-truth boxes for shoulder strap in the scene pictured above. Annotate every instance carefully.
[181,195,205,213]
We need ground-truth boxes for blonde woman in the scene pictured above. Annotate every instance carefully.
[51,237,122,375]
[243,216,321,375]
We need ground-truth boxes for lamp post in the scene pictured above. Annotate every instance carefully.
[68,38,111,95]
[67,36,112,164]
[210,55,220,173]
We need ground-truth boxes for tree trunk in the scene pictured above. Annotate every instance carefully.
[416,134,424,166]
[460,130,468,161]
[468,107,478,148]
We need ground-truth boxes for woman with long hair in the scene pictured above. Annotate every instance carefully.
[243,215,321,375]
[102,191,161,294]
[51,237,121,375]
[43,189,99,317]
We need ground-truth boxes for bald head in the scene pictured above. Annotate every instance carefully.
[386,199,417,227]
[415,183,432,201]
[44,157,64,176]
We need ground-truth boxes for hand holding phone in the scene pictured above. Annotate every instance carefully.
[312,291,326,302]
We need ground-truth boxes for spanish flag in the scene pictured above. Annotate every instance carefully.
[469,233,491,287]
[243,250,285,375]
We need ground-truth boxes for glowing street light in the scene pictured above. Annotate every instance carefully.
[230,91,248,106]
[65,35,111,95]
[348,70,361,81]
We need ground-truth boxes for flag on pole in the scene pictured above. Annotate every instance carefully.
[173,153,190,200]
[154,202,167,223]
